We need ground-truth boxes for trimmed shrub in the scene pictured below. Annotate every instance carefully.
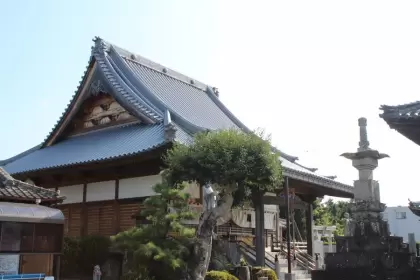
[205,270,239,280]
[60,235,111,277]
[79,235,111,274]
[251,267,278,280]
[61,236,81,277]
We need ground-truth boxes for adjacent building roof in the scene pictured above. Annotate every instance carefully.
[0,167,64,204]
[380,102,420,145]
[1,37,353,196]
[0,202,65,224]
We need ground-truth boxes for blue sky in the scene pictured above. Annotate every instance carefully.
[1,0,420,206]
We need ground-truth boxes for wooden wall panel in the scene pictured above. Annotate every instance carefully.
[57,200,144,237]
[119,203,140,231]
[99,203,115,236]
[56,204,82,237]
[87,204,100,235]
[69,205,82,237]
[86,202,116,236]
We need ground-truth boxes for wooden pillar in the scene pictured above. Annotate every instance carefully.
[299,194,317,256]
[254,194,265,266]
[55,255,61,280]
[284,177,292,274]
[82,183,88,236]
[114,179,120,234]
[306,201,314,256]
[275,211,280,243]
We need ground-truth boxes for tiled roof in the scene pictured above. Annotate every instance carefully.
[4,123,174,174]
[380,102,420,146]
[280,157,351,194]
[0,167,64,203]
[380,102,420,121]
[122,57,237,130]
[1,37,353,195]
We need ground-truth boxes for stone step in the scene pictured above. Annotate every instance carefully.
[278,272,311,280]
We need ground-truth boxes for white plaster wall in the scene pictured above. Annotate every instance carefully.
[59,185,83,204]
[86,180,116,202]
[384,206,420,242]
[118,175,162,199]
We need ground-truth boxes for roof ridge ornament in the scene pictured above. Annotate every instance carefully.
[164,109,177,141]
[91,36,107,56]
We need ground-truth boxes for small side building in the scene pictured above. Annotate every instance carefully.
[383,206,420,242]
[0,167,65,277]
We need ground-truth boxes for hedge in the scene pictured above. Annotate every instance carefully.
[205,270,239,280]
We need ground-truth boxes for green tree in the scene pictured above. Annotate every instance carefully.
[164,129,283,279]
[113,182,197,280]
[312,198,350,236]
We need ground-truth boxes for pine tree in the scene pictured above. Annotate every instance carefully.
[113,181,197,280]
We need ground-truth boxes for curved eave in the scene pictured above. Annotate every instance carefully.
[8,141,170,177]
[41,58,95,147]
[0,196,65,204]
[41,39,164,148]
[0,144,41,167]
[283,167,353,197]
[380,116,420,146]
[106,46,208,135]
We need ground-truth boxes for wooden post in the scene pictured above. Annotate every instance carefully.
[255,193,265,266]
[114,179,120,234]
[285,177,292,274]
[306,202,314,256]
[82,183,88,236]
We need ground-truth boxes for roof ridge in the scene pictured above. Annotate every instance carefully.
[106,45,209,135]
[380,101,420,111]
[102,39,210,92]
[122,55,208,91]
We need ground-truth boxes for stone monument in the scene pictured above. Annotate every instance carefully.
[311,118,416,280]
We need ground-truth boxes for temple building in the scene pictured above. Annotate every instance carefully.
[381,102,420,218]
[0,167,65,276]
[1,37,353,255]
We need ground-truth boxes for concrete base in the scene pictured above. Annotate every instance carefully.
[284,273,296,280]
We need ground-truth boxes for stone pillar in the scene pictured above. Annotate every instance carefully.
[408,233,416,254]
[274,254,281,280]
[340,117,389,238]
[328,236,333,252]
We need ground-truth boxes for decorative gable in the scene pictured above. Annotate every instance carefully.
[63,91,136,137]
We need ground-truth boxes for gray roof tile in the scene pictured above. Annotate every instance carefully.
[380,101,420,121]
[0,167,64,203]
[123,57,237,130]
[4,123,169,175]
